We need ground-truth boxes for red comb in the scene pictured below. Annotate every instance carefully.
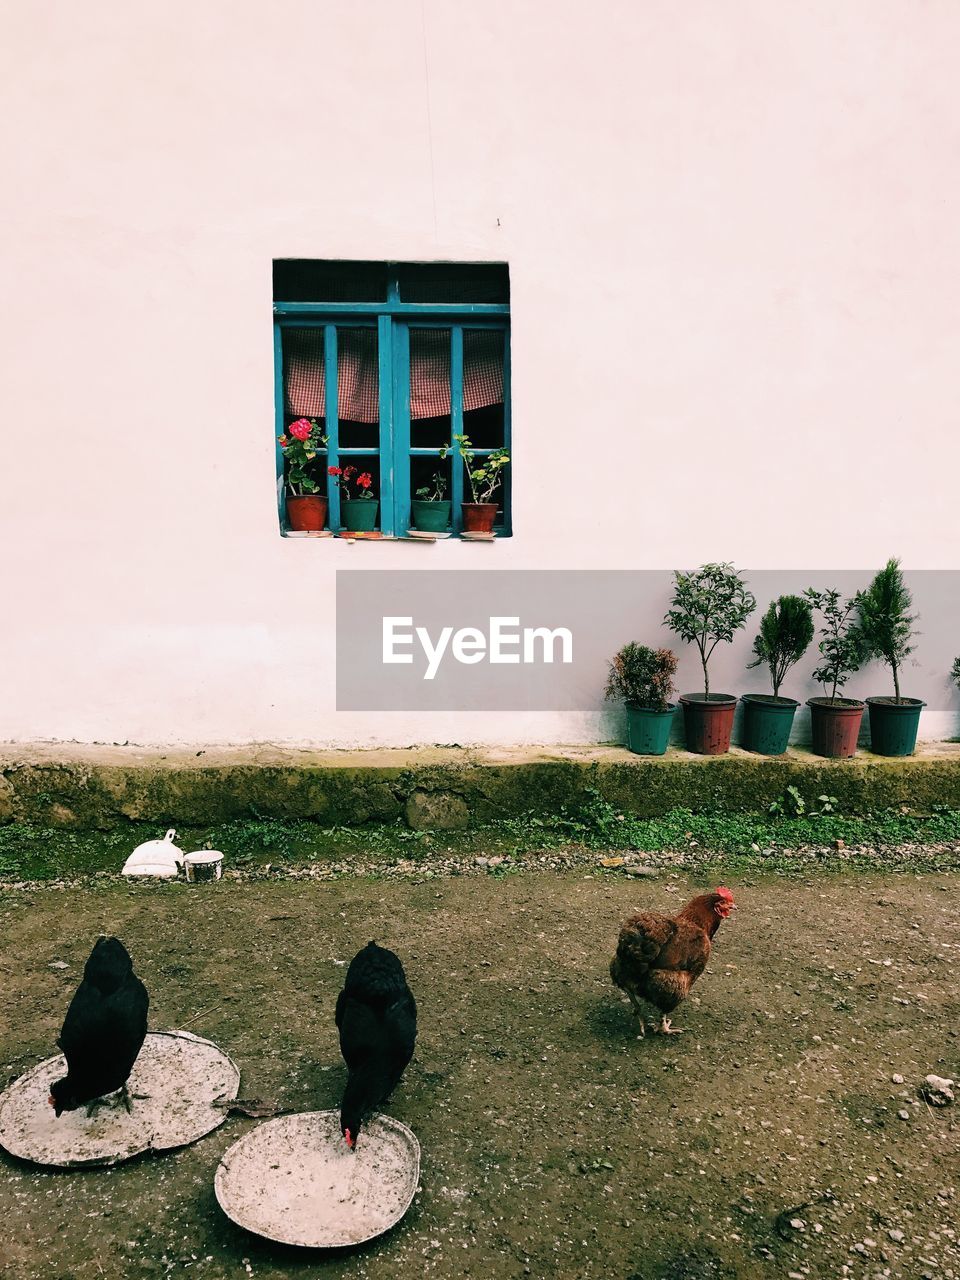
[716,886,734,900]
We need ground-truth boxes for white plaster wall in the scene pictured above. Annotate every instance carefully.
[1,0,958,746]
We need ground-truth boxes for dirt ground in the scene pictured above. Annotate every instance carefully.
[0,868,957,1280]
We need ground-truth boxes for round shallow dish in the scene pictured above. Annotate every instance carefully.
[215,1109,420,1248]
[0,1030,240,1167]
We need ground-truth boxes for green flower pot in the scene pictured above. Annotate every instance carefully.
[411,499,451,532]
[740,694,799,756]
[341,500,379,532]
[866,697,925,756]
[624,702,675,756]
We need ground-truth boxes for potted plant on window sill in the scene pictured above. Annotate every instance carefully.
[804,587,865,758]
[742,595,814,755]
[329,465,379,532]
[454,433,509,535]
[280,418,328,531]
[856,558,924,756]
[604,643,678,755]
[411,449,451,532]
[665,563,756,755]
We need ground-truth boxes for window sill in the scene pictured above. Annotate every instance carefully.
[281,529,508,542]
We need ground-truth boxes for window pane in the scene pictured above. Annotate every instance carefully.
[397,262,509,304]
[410,328,451,448]
[462,329,505,449]
[336,328,380,450]
[273,260,389,302]
[411,452,452,511]
[282,327,379,450]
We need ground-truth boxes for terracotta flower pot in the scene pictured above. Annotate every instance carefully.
[461,503,498,534]
[286,494,328,532]
[679,694,737,755]
[807,698,864,758]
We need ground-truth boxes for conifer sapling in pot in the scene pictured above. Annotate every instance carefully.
[665,563,756,755]
[604,644,678,756]
[742,595,814,755]
[804,586,865,758]
[856,558,924,756]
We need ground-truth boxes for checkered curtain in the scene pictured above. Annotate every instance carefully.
[284,328,503,422]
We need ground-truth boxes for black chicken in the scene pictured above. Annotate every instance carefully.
[335,941,417,1150]
[49,936,149,1117]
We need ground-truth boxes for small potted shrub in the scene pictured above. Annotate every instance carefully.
[329,465,378,532]
[411,451,451,532]
[454,433,509,535]
[604,644,678,756]
[856,559,924,756]
[279,418,328,531]
[804,587,865,757]
[665,563,756,755]
[742,595,814,755]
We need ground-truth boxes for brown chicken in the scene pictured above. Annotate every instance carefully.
[610,887,735,1034]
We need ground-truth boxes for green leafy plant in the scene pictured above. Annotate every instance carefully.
[769,785,806,818]
[278,418,328,495]
[953,657,960,693]
[855,559,919,702]
[804,588,865,702]
[664,563,756,699]
[415,447,450,502]
[748,595,815,699]
[454,434,510,505]
[604,644,678,712]
[815,794,839,815]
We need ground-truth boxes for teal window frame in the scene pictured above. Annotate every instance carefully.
[273,274,511,537]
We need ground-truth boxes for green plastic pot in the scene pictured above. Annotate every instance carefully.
[624,702,675,756]
[740,694,799,756]
[866,697,925,756]
[341,500,379,532]
[411,499,451,532]
[679,694,736,755]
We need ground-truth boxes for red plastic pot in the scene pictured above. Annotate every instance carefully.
[679,694,737,755]
[461,503,498,534]
[807,698,864,758]
[286,494,328,532]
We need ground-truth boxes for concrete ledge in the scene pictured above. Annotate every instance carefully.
[2,742,960,829]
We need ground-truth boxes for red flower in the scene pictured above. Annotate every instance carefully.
[343,465,357,480]
[289,418,312,442]
[357,472,373,489]
[277,435,288,447]
[327,466,342,477]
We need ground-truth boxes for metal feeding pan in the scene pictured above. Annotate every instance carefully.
[0,1030,240,1168]
[215,1110,420,1248]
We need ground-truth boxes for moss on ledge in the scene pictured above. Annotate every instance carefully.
[1,743,960,830]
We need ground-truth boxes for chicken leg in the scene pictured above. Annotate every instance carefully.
[654,1016,684,1035]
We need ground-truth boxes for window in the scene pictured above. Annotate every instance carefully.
[273,260,511,537]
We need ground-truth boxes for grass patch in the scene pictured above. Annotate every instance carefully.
[1,790,959,882]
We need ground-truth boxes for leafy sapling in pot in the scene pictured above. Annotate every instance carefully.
[604,644,678,756]
[455,433,509,536]
[741,595,814,755]
[280,417,329,531]
[855,558,924,756]
[665,563,756,755]
[411,446,451,532]
[803,586,866,758]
